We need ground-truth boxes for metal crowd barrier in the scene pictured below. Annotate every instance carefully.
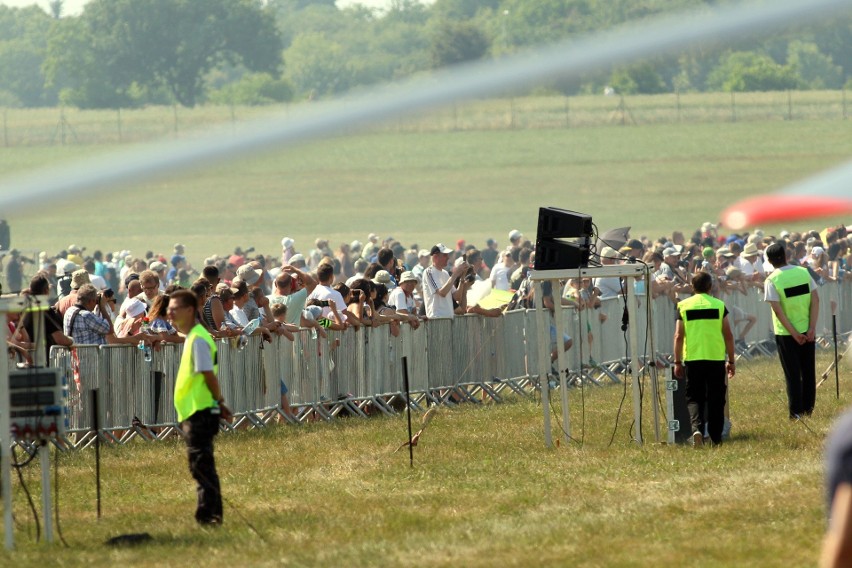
[22,278,850,449]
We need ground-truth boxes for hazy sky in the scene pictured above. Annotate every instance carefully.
[0,0,415,16]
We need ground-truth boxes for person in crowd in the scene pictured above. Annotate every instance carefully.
[169,288,231,526]
[508,229,523,248]
[489,250,513,291]
[673,271,736,447]
[389,271,421,329]
[148,293,181,341]
[269,303,296,420]
[594,246,624,299]
[116,298,148,338]
[411,249,430,283]
[56,268,93,316]
[234,263,272,323]
[422,243,469,319]
[509,248,532,289]
[528,276,574,374]
[347,278,375,327]
[201,265,227,332]
[376,248,398,288]
[268,264,317,327]
[114,276,142,332]
[372,283,404,336]
[346,258,369,287]
[139,269,162,309]
[336,242,354,282]
[84,258,107,290]
[720,267,757,351]
[482,238,499,270]
[308,263,349,322]
[64,284,145,346]
[149,260,168,290]
[18,274,73,363]
[764,242,819,420]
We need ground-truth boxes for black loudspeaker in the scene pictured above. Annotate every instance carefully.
[536,207,593,239]
[534,239,590,270]
[534,207,593,270]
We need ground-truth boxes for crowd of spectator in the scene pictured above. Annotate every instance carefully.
[2,222,850,368]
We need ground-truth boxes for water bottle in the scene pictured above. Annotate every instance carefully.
[137,339,152,362]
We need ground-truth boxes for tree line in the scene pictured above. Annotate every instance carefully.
[2,0,852,109]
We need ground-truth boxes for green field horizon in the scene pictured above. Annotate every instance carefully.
[2,113,851,267]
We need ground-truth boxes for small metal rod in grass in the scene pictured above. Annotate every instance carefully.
[818,324,852,391]
[395,356,437,464]
[834,315,840,399]
[404,357,414,467]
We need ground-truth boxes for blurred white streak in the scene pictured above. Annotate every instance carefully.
[0,0,850,214]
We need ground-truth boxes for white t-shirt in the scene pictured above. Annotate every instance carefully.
[490,264,511,291]
[389,287,415,313]
[734,256,754,277]
[423,266,454,319]
[345,272,365,287]
[308,284,348,320]
[230,306,249,327]
[594,276,622,299]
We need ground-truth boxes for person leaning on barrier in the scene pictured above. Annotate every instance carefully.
[764,242,819,420]
[63,283,147,346]
[673,271,736,447]
[18,274,73,363]
[168,288,231,526]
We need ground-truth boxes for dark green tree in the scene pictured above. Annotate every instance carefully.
[429,19,489,68]
[609,62,668,94]
[45,0,282,108]
[0,6,58,107]
[706,51,799,92]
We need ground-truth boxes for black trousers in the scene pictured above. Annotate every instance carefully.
[684,360,727,445]
[182,409,223,524]
[775,334,816,418]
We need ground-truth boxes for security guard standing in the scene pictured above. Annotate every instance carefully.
[168,289,232,525]
[674,271,736,447]
[764,242,819,419]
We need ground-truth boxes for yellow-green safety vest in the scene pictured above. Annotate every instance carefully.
[174,323,219,422]
[678,293,726,362]
[767,267,812,336]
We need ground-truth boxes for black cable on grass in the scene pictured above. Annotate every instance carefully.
[12,446,40,542]
[547,389,583,447]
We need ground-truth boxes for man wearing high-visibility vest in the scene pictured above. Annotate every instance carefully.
[673,271,736,447]
[764,242,819,420]
[169,289,232,525]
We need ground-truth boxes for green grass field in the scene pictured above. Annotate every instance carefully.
[0,355,846,566]
[2,103,851,563]
[2,109,852,267]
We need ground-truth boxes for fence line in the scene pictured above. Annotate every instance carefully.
[2,90,850,147]
[8,279,844,450]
